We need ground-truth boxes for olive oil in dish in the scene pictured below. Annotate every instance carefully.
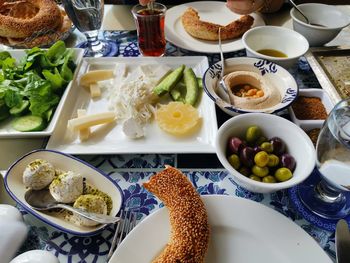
[257,49,288,58]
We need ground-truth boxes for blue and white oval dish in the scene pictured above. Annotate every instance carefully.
[203,57,298,116]
[4,149,123,236]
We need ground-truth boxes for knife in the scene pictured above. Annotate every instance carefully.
[336,219,350,263]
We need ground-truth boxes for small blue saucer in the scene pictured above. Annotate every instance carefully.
[76,40,119,57]
[289,169,350,232]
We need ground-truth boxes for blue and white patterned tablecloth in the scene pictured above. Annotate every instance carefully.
[16,31,336,263]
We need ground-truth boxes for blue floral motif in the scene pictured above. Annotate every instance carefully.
[197,182,227,195]
[122,42,140,57]
[18,225,49,254]
[228,177,264,202]
[270,191,302,220]
[281,88,298,103]
[254,59,278,75]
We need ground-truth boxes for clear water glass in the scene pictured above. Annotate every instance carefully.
[62,0,117,57]
[298,98,350,219]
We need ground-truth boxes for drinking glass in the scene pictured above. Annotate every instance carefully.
[132,3,166,57]
[298,98,350,219]
[62,0,117,57]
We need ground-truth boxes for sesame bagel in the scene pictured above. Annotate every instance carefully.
[0,0,62,38]
[143,166,210,263]
[181,7,254,41]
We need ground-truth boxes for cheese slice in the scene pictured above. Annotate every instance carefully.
[89,83,101,98]
[68,112,116,132]
[80,70,114,87]
[77,109,90,141]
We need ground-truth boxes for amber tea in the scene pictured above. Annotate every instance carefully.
[132,4,166,57]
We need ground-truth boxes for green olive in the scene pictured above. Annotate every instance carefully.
[246,125,262,143]
[228,154,240,170]
[252,165,269,177]
[249,175,261,182]
[260,142,273,153]
[267,154,280,167]
[239,166,251,177]
[254,151,269,167]
[262,175,277,183]
[275,167,293,182]
[256,136,267,146]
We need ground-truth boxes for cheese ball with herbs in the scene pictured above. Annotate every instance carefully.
[23,159,55,190]
[49,171,83,203]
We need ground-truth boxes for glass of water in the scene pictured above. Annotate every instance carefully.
[298,98,350,219]
[62,0,117,57]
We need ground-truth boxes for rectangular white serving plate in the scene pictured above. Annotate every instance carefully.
[46,56,218,154]
[0,49,84,138]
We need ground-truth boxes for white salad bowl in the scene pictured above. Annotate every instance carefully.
[203,57,298,116]
[4,149,123,236]
[215,113,316,193]
[290,4,350,47]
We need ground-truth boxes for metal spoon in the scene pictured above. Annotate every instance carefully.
[288,0,325,27]
[216,27,231,103]
[25,189,120,224]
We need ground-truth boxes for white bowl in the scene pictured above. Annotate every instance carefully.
[215,113,316,193]
[290,4,350,47]
[203,57,298,116]
[242,26,309,68]
[289,88,334,128]
[5,149,123,236]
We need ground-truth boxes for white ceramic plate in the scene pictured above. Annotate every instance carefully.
[4,149,123,236]
[165,1,265,53]
[0,49,84,138]
[46,56,218,154]
[109,195,332,263]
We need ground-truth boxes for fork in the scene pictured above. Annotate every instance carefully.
[107,210,137,260]
[216,27,231,103]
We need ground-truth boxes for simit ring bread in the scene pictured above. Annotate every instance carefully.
[143,166,210,263]
[181,7,254,41]
[0,0,62,38]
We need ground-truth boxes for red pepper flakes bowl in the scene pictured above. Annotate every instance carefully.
[289,88,335,128]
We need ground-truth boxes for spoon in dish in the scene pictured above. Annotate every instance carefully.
[25,189,120,224]
[288,0,325,27]
[216,27,231,103]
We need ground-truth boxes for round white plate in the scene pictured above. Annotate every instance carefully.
[165,1,265,53]
[109,195,332,263]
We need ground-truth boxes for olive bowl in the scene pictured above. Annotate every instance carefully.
[215,113,316,193]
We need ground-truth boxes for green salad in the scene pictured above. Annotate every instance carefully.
[0,40,76,132]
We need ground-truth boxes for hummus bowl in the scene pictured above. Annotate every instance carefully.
[203,57,298,116]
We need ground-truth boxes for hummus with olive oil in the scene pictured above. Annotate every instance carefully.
[223,71,281,110]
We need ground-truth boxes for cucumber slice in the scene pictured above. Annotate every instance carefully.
[9,100,30,116]
[12,115,46,132]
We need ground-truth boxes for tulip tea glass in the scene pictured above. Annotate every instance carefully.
[298,98,350,219]
[62,0,118,57]
[132,3,166,57]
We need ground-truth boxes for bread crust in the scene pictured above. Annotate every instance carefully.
[0,0,62,38]
[181,7,254,41]
[143,166,210,263]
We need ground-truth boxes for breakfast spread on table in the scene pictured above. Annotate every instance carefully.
[143,166,210,262]
[1,0,350,262]
[22,158,113,227]
[181,7,254,41]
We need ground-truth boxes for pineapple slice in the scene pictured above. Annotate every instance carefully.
[155,102,201,136]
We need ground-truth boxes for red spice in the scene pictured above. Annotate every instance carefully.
[292,96,328,120]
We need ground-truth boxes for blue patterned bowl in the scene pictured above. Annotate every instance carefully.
[203,57,298,116]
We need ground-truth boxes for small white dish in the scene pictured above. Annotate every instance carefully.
[165,1,265,53]
[203,57,298,116]
[0,49,84,138]
[289,88,334,128]
[4,149,123,236]
[242,26,309,68]
[46,56,218,154]
[109,195,332,263]
[0,204,23,222]
[10,250,59,263]
[215,113,315,193]
[290,4,350,47]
